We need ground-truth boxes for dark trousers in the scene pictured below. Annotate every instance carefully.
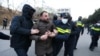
[95,36,99,46]
[74,33,80,48]
[14,47,29,56]
[37,53,53,56]
[52,39,64,56]
[89,35,99,49]
[64,35,75,56]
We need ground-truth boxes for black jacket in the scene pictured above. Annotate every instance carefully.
[10,4,35,48]
[69,21,77,34]
[0,32,10,40]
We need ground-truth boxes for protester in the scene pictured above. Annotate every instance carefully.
[30,11,57,56]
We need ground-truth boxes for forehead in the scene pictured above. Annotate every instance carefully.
[42,12,48,15]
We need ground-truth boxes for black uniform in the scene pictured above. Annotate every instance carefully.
[52,13,76,56]
[64,20,76,56]
[74,16,84,49]
[89,23,100,51]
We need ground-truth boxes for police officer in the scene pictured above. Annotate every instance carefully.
[74,16,84,49]
[52,13,76,56]
[64,15,76,56]
[89,21,100,51]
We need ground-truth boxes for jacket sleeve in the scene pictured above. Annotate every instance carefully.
[70,22,77,35]
[0,32,10,40]
[30,22,41,40]
[30,35,40,40]
[50,23,57,32]
[10,16,31,35]
[55,34,69,40]
[52,23,56,29]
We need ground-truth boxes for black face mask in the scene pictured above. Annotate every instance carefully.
[25,10,34,19]
[29,10,34,15]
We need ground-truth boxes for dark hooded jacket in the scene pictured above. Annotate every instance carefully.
[10,4,35,48]
[0,32,10,40]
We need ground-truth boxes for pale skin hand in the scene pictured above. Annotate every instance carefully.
[40,29,58,40]
[53,29,58,34]
[48,32,56,37]
[40,32,48,40]
[31,29,39,34]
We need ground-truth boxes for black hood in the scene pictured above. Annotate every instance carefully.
[53,15,58,21]
[22,4,36,19]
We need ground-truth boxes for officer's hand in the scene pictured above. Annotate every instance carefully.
[31,29,39,34]
[48,32,56,38]
[47,31,52,35]
[40,34,48,40]
[53,29,58,34]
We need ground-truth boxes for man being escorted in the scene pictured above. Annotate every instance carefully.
[30,11,57,56]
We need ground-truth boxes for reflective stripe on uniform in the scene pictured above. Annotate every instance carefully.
[91,27,100,31]
[56,27,71,34]
[76,21,84,27]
